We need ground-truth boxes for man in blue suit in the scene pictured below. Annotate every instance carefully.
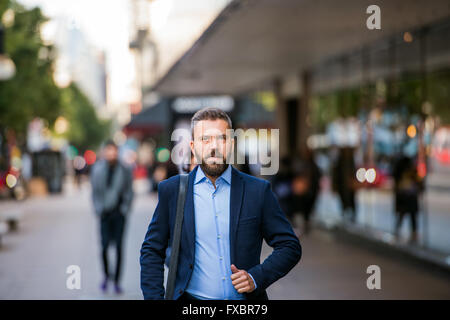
[140,107,302,300]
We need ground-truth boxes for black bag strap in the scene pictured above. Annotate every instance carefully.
[165,173,189,300]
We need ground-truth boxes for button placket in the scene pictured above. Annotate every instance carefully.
[212,185,228,298]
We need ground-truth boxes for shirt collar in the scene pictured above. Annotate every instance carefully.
[195,164,232,185]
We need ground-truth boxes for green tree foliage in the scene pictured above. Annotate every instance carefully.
[0,0,61,144]
[59,83,110,153]
[310,69,450,131]
[0,0,110,152]
[428,69,450,124]
[310,86,364,132]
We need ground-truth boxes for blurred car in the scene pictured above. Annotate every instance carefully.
[432,126,450,166]
[355,165,391,189]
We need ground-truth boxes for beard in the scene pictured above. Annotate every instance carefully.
[196,149,229,178]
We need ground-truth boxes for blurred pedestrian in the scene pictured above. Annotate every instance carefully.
[332,147,357,222]
[238,154,252,175]
[152,159,179,191]
[291,149,322,234]
[91,140,134,294]
[392,155,424,243]
[271,156,293,222]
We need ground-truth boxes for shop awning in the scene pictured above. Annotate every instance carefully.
[123,100,171,136]
[153,0,450,96]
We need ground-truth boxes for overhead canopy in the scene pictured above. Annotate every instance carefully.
[235,95,276,128]
[123,100,170,136]
[153,0,450,96]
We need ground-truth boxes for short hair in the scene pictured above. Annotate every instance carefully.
[190,107,233,139]
[103,139,117,149]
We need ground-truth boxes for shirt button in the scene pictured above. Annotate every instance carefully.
[220,256,223,260]
[222,277,226,281]
[189,264,193,269]
[217,235,221,239]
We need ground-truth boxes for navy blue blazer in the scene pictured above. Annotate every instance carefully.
[140,165,302,300]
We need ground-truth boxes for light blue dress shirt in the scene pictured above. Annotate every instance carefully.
[186,165,255,300]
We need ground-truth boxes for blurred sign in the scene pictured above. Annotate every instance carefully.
[172,96,234,113]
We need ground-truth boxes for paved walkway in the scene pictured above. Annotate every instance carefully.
[0,180,449,299]
[314,174,450,255]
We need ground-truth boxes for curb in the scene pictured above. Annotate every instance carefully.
[313,219,450,277]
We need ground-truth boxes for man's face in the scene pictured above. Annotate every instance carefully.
[190,119,234,178]
[103,145,118,163]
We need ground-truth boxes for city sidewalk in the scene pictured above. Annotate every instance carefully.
[314,172,450,273]
[0,181,151,299]
[1,179,449,299]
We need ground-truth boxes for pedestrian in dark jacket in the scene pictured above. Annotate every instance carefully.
[392,155,423,242]
[291,149,322,234]
[332,147,357,222]
[91,140,134,294]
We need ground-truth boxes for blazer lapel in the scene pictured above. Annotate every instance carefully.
[182,166,198,260]
[229,166,244,264]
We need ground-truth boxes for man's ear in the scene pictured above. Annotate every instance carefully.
[189,140,196,164]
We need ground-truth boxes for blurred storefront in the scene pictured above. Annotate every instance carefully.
[123,93,276,181]
[141,0,450,255]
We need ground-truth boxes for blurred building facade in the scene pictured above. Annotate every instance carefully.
[47,16,108,113]
[127,0,450,255]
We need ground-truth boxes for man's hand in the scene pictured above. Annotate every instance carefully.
[230,264,255,294]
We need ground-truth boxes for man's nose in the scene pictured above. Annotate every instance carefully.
[210,137,219,149]
[208,147,217,157]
